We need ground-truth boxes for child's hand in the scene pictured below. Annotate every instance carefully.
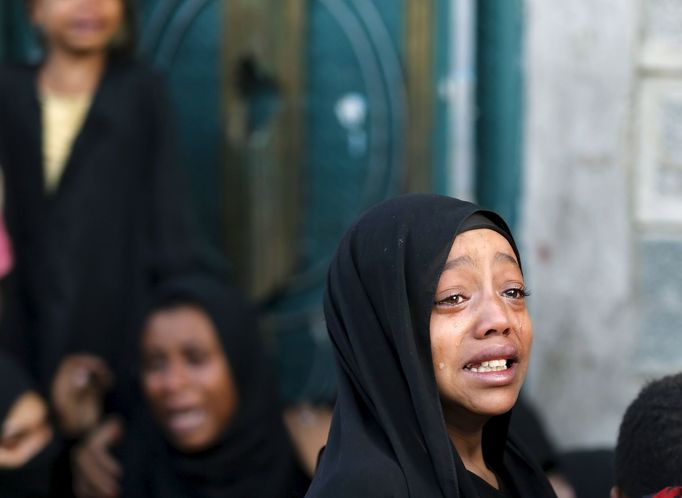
[51,354,113,436]
[72,417,124,498]
[0,391,53,468]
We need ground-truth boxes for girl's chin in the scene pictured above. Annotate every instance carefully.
[442,391,521,421]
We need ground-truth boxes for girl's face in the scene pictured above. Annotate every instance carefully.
[430,229,532,421]
[30,0,124,55]
[141,305,238,453]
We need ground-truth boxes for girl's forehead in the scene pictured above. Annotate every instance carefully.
[449,229,515,255]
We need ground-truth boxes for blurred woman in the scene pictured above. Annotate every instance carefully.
[73,275,309,498]
[306,194,557,498]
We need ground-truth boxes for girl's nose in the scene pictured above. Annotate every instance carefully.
[474,294,512,339]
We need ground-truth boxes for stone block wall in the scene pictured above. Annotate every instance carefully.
[521,0,682,448]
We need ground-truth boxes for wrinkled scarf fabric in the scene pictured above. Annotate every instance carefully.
[306,194,556,498]
[121,275,304,498]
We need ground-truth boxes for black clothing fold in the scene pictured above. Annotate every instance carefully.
[120,275,308,498]
[0,351,31,423]
[0,351,59,498]
[0,60,216,413]
[306,194,556,498]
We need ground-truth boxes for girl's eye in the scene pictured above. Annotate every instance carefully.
[503,287,530,300]
[434,294,467,307]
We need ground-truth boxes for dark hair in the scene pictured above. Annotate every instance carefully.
[25,0,137,59]
[614,373,682,497]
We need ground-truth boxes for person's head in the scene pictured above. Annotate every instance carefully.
[325,195,529,425]
[140,275,276,455]
[611,373,682,498]
[141,302,238,453]
[26,0,136,58]
[430,218,532,425]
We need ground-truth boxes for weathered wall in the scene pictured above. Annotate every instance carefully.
[519,0,671,448]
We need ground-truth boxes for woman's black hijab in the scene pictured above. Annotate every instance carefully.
[121,275,305,498]
[306,194,556,498]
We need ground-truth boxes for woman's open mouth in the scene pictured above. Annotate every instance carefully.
[164,408,206,436]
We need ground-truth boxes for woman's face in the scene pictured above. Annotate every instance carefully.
[141,305,238,453]
[430,228,532,421]
[30,0,124,55]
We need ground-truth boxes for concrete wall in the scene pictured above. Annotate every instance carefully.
[520,0,682,449]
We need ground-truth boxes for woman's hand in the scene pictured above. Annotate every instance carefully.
[51,354,112,436]
[0,391,53,468]
[72,417,123,498]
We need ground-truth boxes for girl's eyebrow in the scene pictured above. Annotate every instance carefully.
[442,255,475,271]
[495,252,519,267]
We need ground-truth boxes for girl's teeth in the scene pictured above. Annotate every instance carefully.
[468,359,509,372]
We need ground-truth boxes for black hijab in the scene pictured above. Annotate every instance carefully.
[306,194,556,498]
[121,275,307,498]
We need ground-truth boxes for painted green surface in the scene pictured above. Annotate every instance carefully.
[475,0,524,231]
[137,0,224,249]
[275,0,408,402]
[0,0,40,63]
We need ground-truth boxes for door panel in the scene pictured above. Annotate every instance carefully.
[138,0,224,248]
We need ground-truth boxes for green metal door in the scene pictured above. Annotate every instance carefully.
[219,0,440,402]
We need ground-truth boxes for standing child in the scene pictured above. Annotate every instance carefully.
[0,0,210,421]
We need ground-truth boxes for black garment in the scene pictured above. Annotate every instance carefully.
[0,352,31,423]
[468,472,511,498]
[120,275,309,498]
[559,449,614,498]
[509,395,559,472]
[306,194,557,498]
[0,60,214,413]
[0,352,59,498]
